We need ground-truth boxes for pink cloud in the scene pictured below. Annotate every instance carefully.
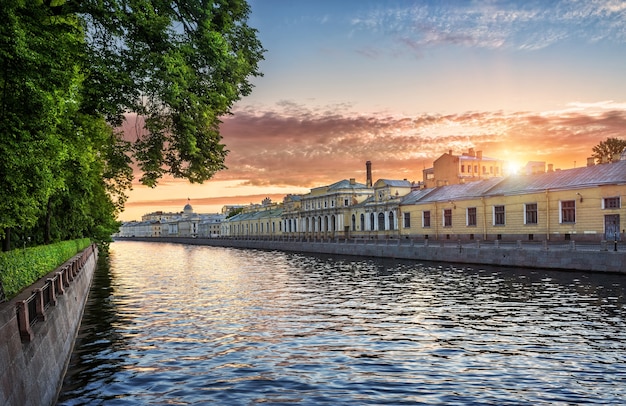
[121,104,626,190]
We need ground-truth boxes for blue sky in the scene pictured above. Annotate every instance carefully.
[121,0,626,220]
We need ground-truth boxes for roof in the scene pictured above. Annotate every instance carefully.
[415,177,503,203]
[399,160,626,205]
[327,179,369,191]
[488,160,626,195]
[374,179,412,188]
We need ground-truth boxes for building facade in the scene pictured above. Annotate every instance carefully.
[423,148,506,188]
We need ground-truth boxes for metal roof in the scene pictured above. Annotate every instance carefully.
[487,160,626,195]
[326,179,369,191]
[375,179,412,188]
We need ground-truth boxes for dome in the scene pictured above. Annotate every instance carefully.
[183,200,193,215]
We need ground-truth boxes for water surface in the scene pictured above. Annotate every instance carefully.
[58,241,626,405]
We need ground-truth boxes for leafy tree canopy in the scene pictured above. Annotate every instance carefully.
[0,0,264,249]
[592,137,626,164]
[73,0,265,186]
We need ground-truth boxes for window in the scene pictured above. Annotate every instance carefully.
[378,212,385,231]
[370,213,375,230]
[344,198,349,206]
[494,205,505,225]
[474,165,478,173]
[360,213,365,231]
[604,197,621,209]
[423,211,431,228]
[525,203,538,224]
[443,209,452,227]
[461,165,465,173]
[389,212,395,231]
[403,212,411,228]
[467,207,477,226]
[482,166,487,174]
[560,200,576,223]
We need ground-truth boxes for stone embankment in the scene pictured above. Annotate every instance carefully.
[0,244,98,406]
[118,237,626,274]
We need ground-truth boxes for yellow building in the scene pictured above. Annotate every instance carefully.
[221,198,283,238]
[349,179,414,239]
[403,160,626,242]
[423,148,505,188]
[299,178,372,238]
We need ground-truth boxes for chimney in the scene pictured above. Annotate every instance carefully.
[587,157,595,167]
[448,149,453,156]
[468,147,475,157]
[476,150,483,160]
[349,178,356,185]
[366,161,372,188]
[548,163,554,172]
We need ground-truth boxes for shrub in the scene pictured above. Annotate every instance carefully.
[0,238,91,299]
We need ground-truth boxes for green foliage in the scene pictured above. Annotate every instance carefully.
[226,207,244,218]
[592,137,626,164]
[76,0,265,186]
[0,238,91,299]
[0,1,264,249]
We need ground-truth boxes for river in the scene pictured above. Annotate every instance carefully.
[57,240,626,405]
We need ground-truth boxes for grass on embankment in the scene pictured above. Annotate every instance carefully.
[0,238,91,300]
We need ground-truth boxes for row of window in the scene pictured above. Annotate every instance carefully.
[460,164,501,175]
[417,197,620,228]
[303,198,351,210]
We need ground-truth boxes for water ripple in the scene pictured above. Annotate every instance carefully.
[58,241,626,405]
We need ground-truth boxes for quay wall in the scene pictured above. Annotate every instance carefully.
[0,244,98,406]
[119,237,626,274]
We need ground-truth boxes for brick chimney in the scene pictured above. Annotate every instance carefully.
[366,161,372,188]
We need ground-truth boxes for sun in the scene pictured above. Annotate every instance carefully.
[505,160,523,176]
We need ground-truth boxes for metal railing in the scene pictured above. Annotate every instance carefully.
[15,244,95,342]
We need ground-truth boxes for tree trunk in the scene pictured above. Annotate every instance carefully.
[2,228,10,252]
[44,198,52,244]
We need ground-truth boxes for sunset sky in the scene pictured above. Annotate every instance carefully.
[120,0,626,221]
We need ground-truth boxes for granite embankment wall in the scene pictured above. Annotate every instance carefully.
[120,237,626,274]
[0,244,98,406]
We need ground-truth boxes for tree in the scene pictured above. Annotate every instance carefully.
[0,1,84,248]
[0,1,264,250]
[74,0,265,186]
[592,137,626,164]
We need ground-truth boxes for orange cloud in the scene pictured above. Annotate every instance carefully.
[117,102,626,221]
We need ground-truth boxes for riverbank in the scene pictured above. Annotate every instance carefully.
[116,237,626,274]
[0,244,98,406]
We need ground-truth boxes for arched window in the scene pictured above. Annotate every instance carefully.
[378,212,385,230]
[360,213,365,231]
[370,213,375,230]
[389,211,395,231]
[352,214,356,231]
[331,215,336,232]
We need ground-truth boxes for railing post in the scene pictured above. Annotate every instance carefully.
[570,240,576,251]
[33,288,47,321]
[47,277,58,306]
[516,240,522,249]
[55,271,66,295]
[543,240,549,251]
[16,301,34,342]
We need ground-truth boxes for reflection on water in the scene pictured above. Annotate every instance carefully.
[57,241,626,405]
